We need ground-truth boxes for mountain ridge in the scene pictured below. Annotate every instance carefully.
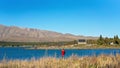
[0,24,97,42]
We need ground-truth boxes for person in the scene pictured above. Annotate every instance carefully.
[61,49,65,58]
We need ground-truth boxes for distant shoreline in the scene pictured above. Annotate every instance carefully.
[27,47,120,50]
[26,45,120,50]
[1,44,120,50]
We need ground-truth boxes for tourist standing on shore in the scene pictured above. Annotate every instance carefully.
[61,49,65,58]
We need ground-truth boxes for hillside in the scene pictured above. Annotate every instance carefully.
[0,24,97,42]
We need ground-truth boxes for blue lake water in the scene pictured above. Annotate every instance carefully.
[0,47,120,60]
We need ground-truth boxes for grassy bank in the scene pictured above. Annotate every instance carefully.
[0,54,120,68]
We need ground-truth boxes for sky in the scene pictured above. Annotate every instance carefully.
[0,0,120,37]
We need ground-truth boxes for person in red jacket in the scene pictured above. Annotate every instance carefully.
[61,49,65,58]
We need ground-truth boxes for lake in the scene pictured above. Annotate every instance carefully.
[0,47,120,60]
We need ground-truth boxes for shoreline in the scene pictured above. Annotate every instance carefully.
[1,44,120,50]
[1,46,120,50]
[26,47,120,49]
[26,45,120,49]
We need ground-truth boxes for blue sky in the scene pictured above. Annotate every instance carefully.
[0,0,120,37]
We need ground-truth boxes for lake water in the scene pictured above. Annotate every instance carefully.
[0,47,120,60]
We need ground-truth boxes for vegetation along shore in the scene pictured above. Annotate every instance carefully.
[1,35,120,49]
[0,54,120,68]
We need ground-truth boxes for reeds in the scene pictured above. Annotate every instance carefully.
[0,54,120,68]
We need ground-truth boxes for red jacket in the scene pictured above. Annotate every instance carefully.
[61,49,65,56]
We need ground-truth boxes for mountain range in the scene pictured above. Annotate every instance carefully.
[0,24,97,42]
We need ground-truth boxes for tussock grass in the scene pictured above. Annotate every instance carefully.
[0,54,120,68]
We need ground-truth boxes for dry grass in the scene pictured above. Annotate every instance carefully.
[0,54,120,68]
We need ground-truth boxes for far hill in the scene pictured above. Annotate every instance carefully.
[0,24,97,42]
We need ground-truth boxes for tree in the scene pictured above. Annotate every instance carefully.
[73,40,78,44]
[104,37,110,45]
[87,39,97,44]
[114,35,119,45]
[97,35,104,45]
